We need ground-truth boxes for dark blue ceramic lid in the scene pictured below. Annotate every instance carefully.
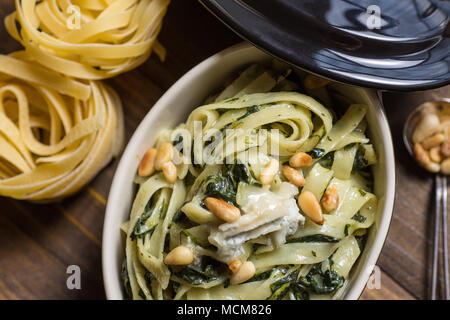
[199,0,450,91]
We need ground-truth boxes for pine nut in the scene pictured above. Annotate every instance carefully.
[282,165,305,187]
[429,146,442,163]
[441,158,450,175]
[321,185,339,212]
[155,142,174,170]
[260,158,279,185]
[414,143,430,167]
[164,246,194,265]
[298,191,324,225]
[303,74,330,90]
[426,162,440,173]
[228,259,242,274]
[230,261,255,284]
[412,113,440,143]
[441,140,450,157]
[422,133,445,150]
[162,161,177,183]
[138,148,157,177]
[289,152,312,168]
[204,197,240,223]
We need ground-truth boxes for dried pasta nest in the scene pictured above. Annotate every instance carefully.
[5,0,170,80]
[0,54,124,201]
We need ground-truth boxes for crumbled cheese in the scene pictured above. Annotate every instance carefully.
[208,182,304,261]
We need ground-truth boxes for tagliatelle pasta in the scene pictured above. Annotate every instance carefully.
[0,54,124,201]
[5,0,170,80]
[121,63,379,300]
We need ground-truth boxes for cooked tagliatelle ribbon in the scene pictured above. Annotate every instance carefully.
[121,63,379,300]
[5,0,170,80]
[0,54,124,201]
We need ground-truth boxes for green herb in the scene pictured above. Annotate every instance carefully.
[353,146,368,171]
[245,269,274,283]
[252,243,264,253]
[227,162,261,188]
[344,142,356,150]
[268,270,300,300]
[351,211,367,223]
[291,283,310,300]
[319,151,335,169]
[226,97,239,103]
[172,208,187,223]
[308,148,325,159]
[144,271,154,283]
[175,264,220,286]
[237,105,261,121]
[355,234,367,251]
[358,189,367,196]
[344,224,350,236]
[131,207,157,240]
[121,258,132,300]
[267,282,291,300]
[131,197,165,240]
[287,234,340,243]
[204,173,236,204]
[298,264,344,294]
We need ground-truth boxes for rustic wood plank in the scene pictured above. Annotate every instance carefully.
[0,199,105,299]
[360,269,415,300]
[377,87,450,300]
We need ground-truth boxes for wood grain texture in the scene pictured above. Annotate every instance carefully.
[0,0,447,300]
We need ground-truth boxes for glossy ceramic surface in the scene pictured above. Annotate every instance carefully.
[200,0,450,91]
[103,43,395,300]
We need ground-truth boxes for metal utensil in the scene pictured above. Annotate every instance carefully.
[403,99,450,300]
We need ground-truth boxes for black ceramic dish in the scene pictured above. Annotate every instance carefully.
[199,0,450,91]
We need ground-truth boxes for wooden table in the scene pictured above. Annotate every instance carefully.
[0,0,448,300]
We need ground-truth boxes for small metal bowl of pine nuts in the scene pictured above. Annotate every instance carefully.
[403,99,450,174]
[403,98,450,298]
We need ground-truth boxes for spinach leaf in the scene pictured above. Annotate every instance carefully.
[204,162,260,204]
[291,283,310,300]
[298,264,344,294]
[352,146,368,172]
[131,206,159,240]
[344,224,350,237]
[308,148,325,159]
[267,282,291,300]
[352,211,367,223]
[121,258,132,300]
[319,151,335,168]
[226,162,260,187]
[287,234,341,243]
[204,173,236,203]
[175,264,220,286]
[237,105,261,121]
[268,270,300,300]
[355,234,367,251]
[244,268,275,284]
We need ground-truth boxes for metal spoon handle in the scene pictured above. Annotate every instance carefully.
[432,175,441,300]
[442,175,449,299]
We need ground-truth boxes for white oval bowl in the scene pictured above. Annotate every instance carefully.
[102,43,395,300]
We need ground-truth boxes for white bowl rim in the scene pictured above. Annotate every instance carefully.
[102,42,396,300]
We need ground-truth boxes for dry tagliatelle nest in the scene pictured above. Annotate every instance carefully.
[5,0,170,80]
[0,54,124,201]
